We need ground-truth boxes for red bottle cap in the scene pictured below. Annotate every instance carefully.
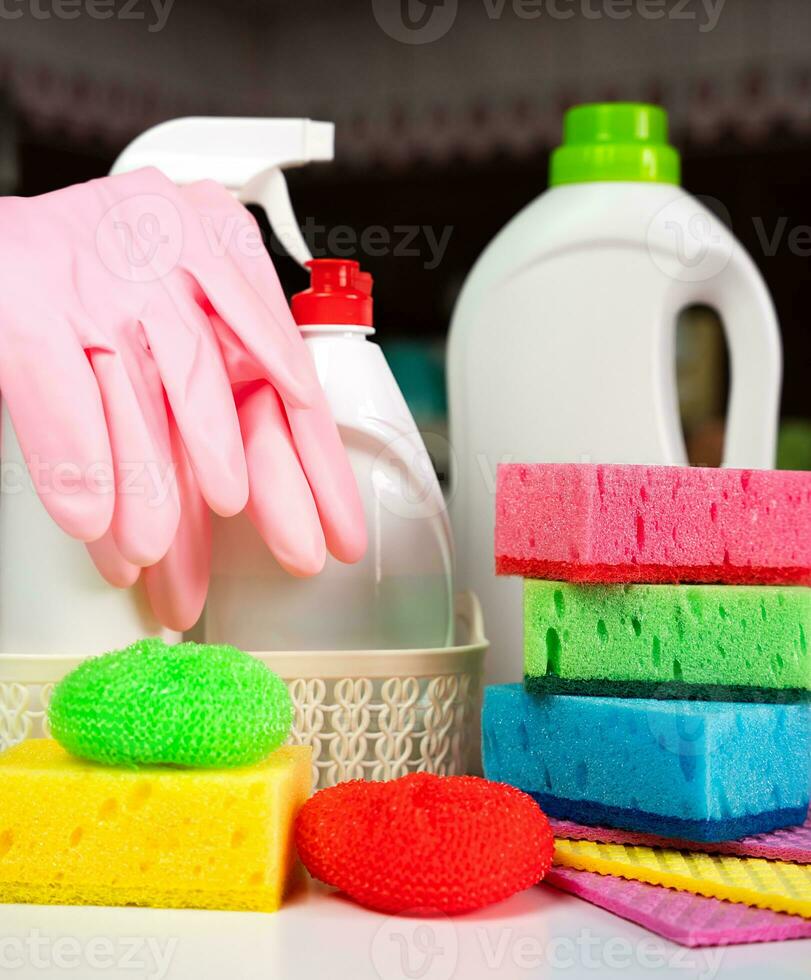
[292,259,374,327]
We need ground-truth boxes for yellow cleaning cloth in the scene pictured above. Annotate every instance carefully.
[554,838,811,918]
[0,739,311,912]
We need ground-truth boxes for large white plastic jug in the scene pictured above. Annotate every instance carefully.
[448,103,782,685]
[206,259,454,651]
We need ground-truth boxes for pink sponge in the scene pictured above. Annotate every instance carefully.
[496,463,811,584]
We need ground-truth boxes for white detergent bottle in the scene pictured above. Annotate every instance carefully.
[447,102,782,685]
[206,259,454,650]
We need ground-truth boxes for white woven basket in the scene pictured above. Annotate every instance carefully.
[0,593,487,789]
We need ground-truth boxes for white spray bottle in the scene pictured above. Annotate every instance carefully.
[206,258,455,651]
[113,117,455,651]
[0,117,332,659]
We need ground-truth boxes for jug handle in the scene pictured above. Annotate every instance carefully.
[676,249,782,469]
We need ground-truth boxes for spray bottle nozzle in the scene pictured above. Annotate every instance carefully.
[110,117,334,269]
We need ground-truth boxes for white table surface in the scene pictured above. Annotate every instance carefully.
[3,880,809,980]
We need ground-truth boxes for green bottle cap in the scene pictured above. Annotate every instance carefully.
[550,103,680,187]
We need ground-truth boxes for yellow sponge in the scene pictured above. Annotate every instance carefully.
[0,739,311,912]
[554,838,811,918]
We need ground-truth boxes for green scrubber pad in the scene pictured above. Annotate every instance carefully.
[524,581,811,702]
[48,639,292,768]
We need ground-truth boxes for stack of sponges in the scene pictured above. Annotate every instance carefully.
[0,639,310,913]
[483,463,811,938]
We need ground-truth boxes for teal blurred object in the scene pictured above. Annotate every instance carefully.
[383,340,447,425]
[778,419,811,471]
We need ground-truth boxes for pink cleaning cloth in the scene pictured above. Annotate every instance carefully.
[549,808,811,864]
[544,866,811,947]
[495,463,811,584]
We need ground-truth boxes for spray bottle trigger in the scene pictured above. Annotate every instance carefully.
[239,168,312,270]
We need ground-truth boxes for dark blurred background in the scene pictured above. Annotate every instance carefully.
[4,0,811,470]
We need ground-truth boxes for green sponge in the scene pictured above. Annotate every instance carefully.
[49,639,293,768]
[524,581,811,702]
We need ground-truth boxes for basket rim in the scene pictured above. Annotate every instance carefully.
[0,593,488,683]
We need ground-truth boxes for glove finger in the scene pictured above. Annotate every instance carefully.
[286,386,367,566]
[85,529,142,589]
[208,309,264,385]
[140,276,248,518]
[238,381,326,577]
[89,346,180,566]
[0,310,113,541]
[209,309,365,565]
[179,182,317,409]
[143,416,211,632]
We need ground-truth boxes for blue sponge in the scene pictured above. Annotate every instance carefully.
[482,685,811,842]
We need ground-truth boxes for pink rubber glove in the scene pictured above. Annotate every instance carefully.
[0,168,366,629]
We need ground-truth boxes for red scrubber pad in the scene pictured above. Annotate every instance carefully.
[295,773,554,915]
